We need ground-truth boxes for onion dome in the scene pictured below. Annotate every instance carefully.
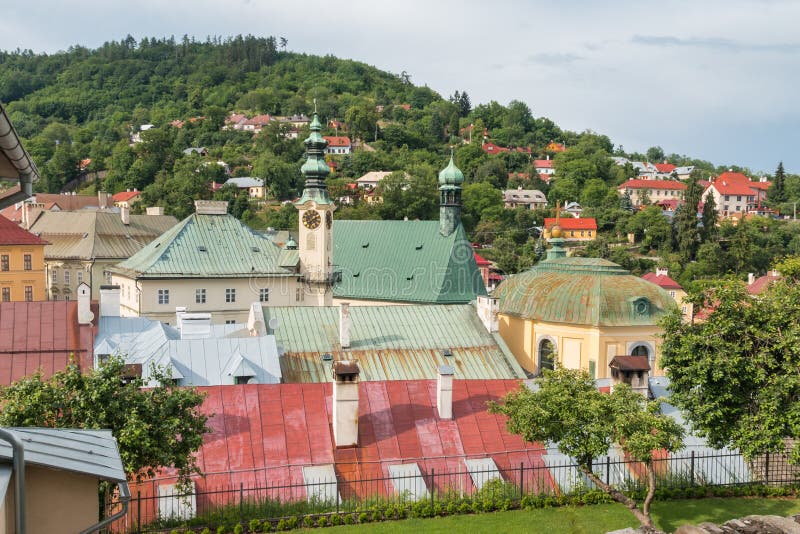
[285,238,298,250]
[438,152,465,186]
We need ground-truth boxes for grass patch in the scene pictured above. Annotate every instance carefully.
[316,497,800,533]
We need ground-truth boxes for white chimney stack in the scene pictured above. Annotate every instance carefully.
[437,364,454,420]
[748,273,755,285]
[656,267,668,277]
[179,313,213,340]
[175,306,188,330]
[332,360,360,448]
[339,302,350,349]
[99,285,120,317]
[76,282,94,325]
[146,206,165,216]
[120,205,130,225]
[97,191,110,209]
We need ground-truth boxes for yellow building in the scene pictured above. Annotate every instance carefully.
[493,230,676,378]
[0,215,47,302]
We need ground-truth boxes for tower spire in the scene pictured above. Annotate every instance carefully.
[297,110,331,205]
[438,148,464,236]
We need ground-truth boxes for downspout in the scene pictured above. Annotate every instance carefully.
[0,429,26,534]
[78,480,130,534]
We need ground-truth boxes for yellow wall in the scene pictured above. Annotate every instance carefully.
[1,466,100,534]
[0,244,46,302]
[498,314,664,378]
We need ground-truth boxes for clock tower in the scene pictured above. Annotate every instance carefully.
[295,110,336,306]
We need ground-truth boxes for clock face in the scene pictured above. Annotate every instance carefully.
[325,211,333,229]
[302,210,321,230]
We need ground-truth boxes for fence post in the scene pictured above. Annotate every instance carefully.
[518,462,524,498]
[136,490,141,534]
[336,477,340,513]
[690,451,695,487]
[764,452,770,485]
[606,456,610,486]
[430,468,435,509]
[239,482,244,525]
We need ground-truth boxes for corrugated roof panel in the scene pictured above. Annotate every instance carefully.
[0,427,125,482]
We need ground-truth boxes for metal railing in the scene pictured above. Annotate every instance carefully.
[106,450,800,533]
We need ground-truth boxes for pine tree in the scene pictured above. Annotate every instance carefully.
[701,193,718,241]
[674,175,702,263]
[768,161,787,203]
[458,92,471,117]
[620,190,634,213]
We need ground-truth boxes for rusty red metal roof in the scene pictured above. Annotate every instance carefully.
[0,301,96,385]
[610,355,650,371]
[131,380,545,498]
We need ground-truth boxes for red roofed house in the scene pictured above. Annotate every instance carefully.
[654,162,676,175]
[534,157,555,177]
[242,114,272,133]
[543,217,597,241]
[642,267,691,322]
[617,179,687,208]
[0,214,48,302]
[546,141,566,153]
[481,141,508,155]
[0,298,96,385]
[120,377,551,528]
[701,171,770,217]
[747,270,780,295]
[474,251,491,289]
[324,136,352,155]
[112,188,141,208]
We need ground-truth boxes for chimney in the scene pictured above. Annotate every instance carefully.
[99,285,120,317]
[120,205,130,225]
[77,282,94,325]
[175,306,188,330]
[656,267,668,277]
[437,364,454,419]
[194,200,228,215]
[179,313,213,340]
[98,191,110,209]
[332,360,360,448]
[339,302,350,349]
[146,206,165,216]
[748,273,755,285]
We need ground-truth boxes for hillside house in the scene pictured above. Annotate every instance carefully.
[617,179,687,207]
[543,217,597,241]
[223,177,266,198]
[323,136,352,155]
[502,188,547,210]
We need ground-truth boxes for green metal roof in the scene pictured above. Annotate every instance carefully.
[262,304,527,382]
[438,153,465,186]
[332,220,486,303]
[112,212,293,279]
[494,255,677,327]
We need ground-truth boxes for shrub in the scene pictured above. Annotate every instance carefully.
[371,510,382,522]
[233,524,244,534]
[446,501,457,515]
[249,519,262,533]
[458,502,472,514]
[303,516,314,528]
[287,517,299,530]
[433,502,444,516]
[276,519,287,532]
[500,498,512,511]
[384,504,397,519]
[343,513,354,524]
[358,512,370,523]
[316,516,328,528]
[200,529,212,534]
[331,514,342,526]
[471,501,482,514]
[217,526,227,534]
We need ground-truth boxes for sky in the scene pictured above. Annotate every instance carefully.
[1,0,799,174]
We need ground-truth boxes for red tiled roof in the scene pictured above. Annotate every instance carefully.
[473,252,490,266]
[709,179,755,196]
[618,179,687,191]
[642,271,682,290]
[544,217,597,230]
[654,163,676,174]
[0,301,95,385]
[245,114,272,126]
[538,173,552,184]
[546,142,565,152]
[747,272,780,295]
[656,199,680,210]
[0,214,47,245]
[112,190,140,202]
[482,142,508,154]
[749,181,771,191]
[324,136,351,147]
[534,159,553,169]
[130,380,546,498]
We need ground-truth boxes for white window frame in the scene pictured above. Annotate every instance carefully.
[260,288,270,303]
[225,288,236,303]
[195,288,206,304]
[158,289,170,305]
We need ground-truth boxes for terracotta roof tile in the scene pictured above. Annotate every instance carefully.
[618,179,687,191]
[0,214,47,245]
[642,271,682,290]
[324,136,351,147]
[544,217,597,230]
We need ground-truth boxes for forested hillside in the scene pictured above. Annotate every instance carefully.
[4,35,800,287]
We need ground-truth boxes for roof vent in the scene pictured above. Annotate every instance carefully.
[361,242,369,248]
[352,272,360,278]
[198,245,207,252]
[406,274,414,281]
[321,353,333,362]
[442,349,453,358]
[415,244,423,250]
[251,246,260,252]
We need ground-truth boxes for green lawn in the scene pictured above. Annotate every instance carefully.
[318,498,800,533]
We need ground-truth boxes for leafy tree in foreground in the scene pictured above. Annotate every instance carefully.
[489,368,683,529]
[661,277,800,464]
[0,357,209,485]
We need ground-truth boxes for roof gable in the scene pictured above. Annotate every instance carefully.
[114,213,290,278]
[333,220,486,303]
[543,217,597,230]
[0,214,47,245]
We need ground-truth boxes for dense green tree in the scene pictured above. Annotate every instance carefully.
[0,356,208,485]
[673,175,703,263]
[700,192,718,241]
[490,368,683,528]
[462,182,503,232]
[646,146,665,162]
[768,161,787,203]
[661,278,800,464]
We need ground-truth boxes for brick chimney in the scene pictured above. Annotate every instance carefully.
[437,364,454,419]
[332,360,360,448]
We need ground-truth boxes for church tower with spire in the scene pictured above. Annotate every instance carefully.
[295,110,336,306]
[438,150,465,236]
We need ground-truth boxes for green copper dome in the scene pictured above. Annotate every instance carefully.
[438,153,465,186]
[296,111,332,205]
[494,255,676,327]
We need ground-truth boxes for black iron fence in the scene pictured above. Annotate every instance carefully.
[106,450,800,533]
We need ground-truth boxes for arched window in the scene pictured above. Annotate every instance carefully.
[631,344,650,358]
[538,339,555,374]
